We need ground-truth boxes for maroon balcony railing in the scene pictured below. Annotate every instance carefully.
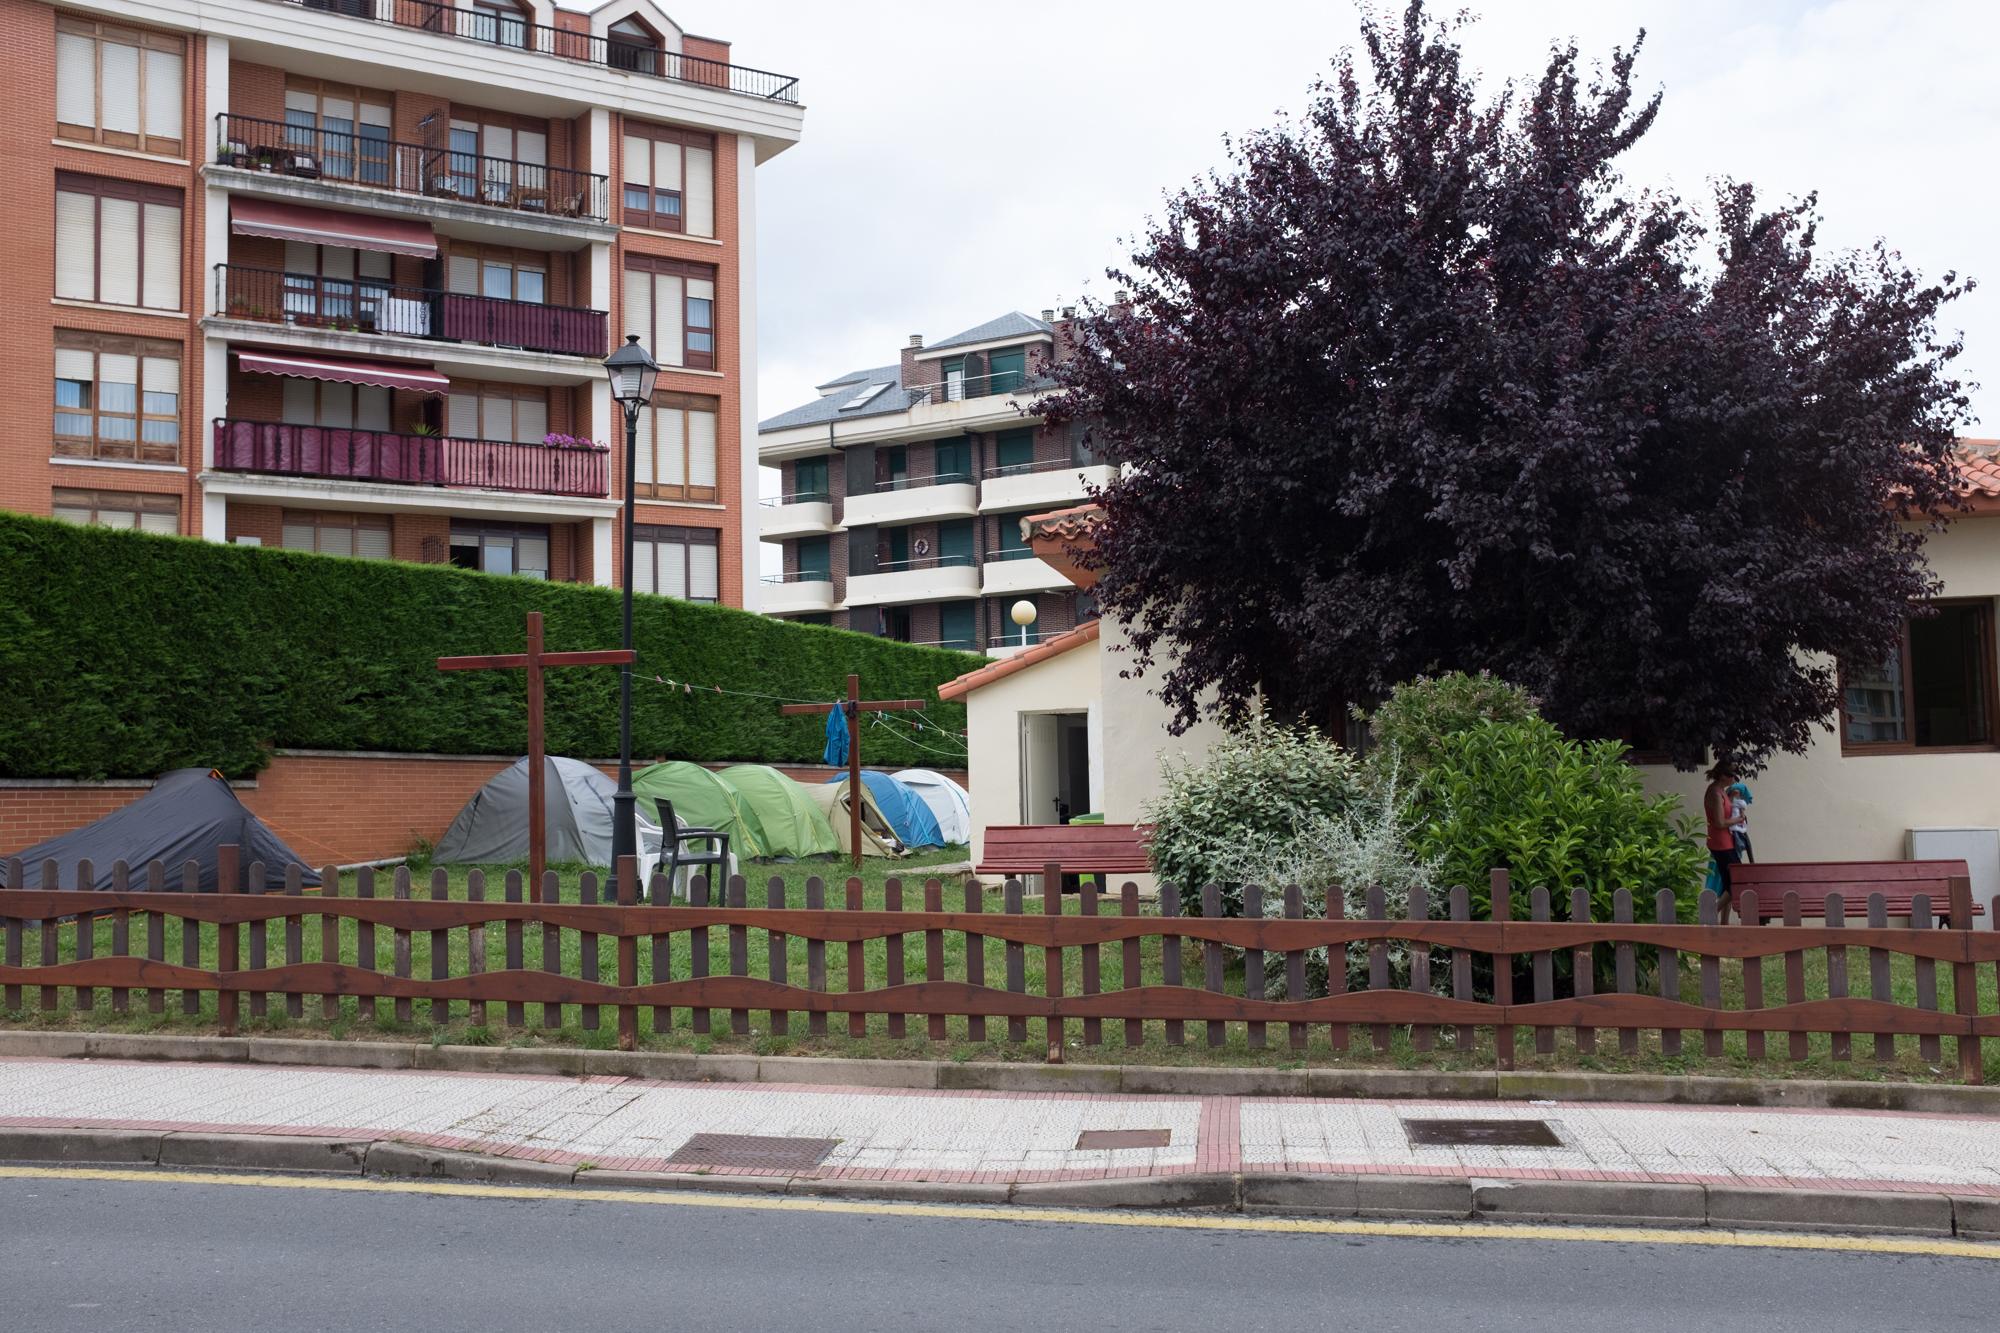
[270,0,800,103]
[215,113,611,223]
[212,419,607,499]
[217,265,608,359]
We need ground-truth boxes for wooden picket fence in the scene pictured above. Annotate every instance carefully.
[2,850,1996,1083]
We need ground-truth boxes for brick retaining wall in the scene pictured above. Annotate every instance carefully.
[1,752,970,866]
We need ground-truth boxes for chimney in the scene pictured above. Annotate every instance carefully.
[1114,290,1129,304]
[1040,308,1054,322]
[1062,306,1076,319]
[908,333,923,348]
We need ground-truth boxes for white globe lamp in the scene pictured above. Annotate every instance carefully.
[1010,598,1037,647]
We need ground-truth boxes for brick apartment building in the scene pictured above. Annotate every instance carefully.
[1,0,803,606]
[757,310,1106,654]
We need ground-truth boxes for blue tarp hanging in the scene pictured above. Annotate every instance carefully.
[822,705,850,767]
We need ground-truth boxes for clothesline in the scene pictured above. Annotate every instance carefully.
[869,712,968,759]
[644,674,968,747]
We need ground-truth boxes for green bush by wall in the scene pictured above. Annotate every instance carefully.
[0,514,982,780]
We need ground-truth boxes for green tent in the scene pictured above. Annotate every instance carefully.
[634,761,766,859]
[718,764,841,860]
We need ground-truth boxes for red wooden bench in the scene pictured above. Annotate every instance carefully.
[976,824,1152,879]
[1731,860,1984,924]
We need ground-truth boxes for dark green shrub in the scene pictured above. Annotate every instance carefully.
[1411,716,1708,924]
[0,514,979,778]
[1358,671,1541,775]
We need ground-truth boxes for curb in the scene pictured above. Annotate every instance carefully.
[5,1031,1997,1114]
[2,1129,1996,1241]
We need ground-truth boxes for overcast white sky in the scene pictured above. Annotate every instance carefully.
[719,0,1996,466]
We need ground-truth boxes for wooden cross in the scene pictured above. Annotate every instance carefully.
[437,611,634,900]
[779,673,925,868]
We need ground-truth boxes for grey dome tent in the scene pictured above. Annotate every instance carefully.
[433,756,665,880]
[0,768,320,891]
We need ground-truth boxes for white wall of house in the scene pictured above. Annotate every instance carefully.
[1637,514,2000,915]
[963,638,1101,863]
[1094,617,1233,826]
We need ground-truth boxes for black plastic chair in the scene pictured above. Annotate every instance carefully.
[651,799,730,901]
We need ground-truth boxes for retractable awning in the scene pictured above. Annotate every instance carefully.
[234,351,449,396]
[230,198,437,259]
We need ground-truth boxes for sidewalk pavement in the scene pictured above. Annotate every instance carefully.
[4,1054,2000,1230]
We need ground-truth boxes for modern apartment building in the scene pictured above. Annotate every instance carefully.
[3,0,803,606]
[757,310,1111,654]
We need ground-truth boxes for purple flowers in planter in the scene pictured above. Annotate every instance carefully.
[542,433,610,451]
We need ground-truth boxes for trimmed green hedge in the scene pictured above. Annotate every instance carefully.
[0,514,982,780]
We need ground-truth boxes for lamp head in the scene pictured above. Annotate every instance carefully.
[605,335,660,405]
[1010,600,1038,628]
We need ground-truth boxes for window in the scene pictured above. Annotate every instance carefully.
[55,174,182,310]
[467,0,530,48]
[282,510,391,560]
[988,347,1027,395]
[276,242,394,328]
[633,525,719,602]
[284,81,392,186]
[55,18,183,156]
[933,438,971,483]
[994,512,1033,559]
[54,332,179,464]
[937,519,974,567]
[607,17,661,75]
[621,122,715,235]
[876,445,909,491]
[994,429,1035,473]
[938,602,978,652]
[446,382,550,445]
[280,379,394,431]
[1842,602,1997,751]
[52,487,178,533]
[791,456,829,502]
[632,392,719,501]
[623,257,717,369]
[444,112,548,205]
[795,536,831,582]
[451,521,550,579]
[446,248,546,304]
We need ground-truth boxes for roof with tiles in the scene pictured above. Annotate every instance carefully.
[926,310,1055,352]
[759,365,912,432]
[936,618,1100,701]
[1958,440,2000,498]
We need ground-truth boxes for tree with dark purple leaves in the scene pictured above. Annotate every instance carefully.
[1038,0,1974,769]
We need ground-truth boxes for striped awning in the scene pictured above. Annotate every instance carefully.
[229,198,437,259]
[234,351,449,396]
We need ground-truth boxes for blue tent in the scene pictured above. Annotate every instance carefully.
[826,770,945,849]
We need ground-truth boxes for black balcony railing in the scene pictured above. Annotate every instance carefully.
[216,265,608,359]
[870,554,977,573]
[908,367,1052,405]
[873,470,975,493]
[215,113,611,223]
[273,0,801,103]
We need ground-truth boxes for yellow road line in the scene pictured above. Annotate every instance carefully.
[4,1165,1997,1262]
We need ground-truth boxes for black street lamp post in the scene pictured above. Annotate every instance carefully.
[603,334,660,869]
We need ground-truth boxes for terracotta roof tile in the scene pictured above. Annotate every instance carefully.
[936,619,1100,701]
[1957,440,2000,497]
[1025,503,1104,541]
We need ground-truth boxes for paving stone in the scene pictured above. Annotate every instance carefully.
[1472,1178,1706,1226]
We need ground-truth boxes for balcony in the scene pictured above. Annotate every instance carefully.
[979,459,1115,513]
[757,493,837,541]
[760,571,837,616]
[841,473,979,528]
[212,419,607,499]
[845,555,980,608]
[269,0,801,103]
[216,114,611,225]
[981,550,1072,596]
[216,265,607,360]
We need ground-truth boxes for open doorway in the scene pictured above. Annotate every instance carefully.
[1020,710,1093,825]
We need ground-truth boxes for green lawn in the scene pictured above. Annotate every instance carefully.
[5,849,1997,1084]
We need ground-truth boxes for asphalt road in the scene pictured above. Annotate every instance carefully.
[2,1172,1993,1332]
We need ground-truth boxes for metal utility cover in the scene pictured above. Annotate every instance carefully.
[664,1133,839,1171]
[1402,1118,1563,1148]
[1075,1129,1172,1150]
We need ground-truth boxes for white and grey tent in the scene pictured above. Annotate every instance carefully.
[434,757,670,881]
[892,768,972,845]
[0,768,319,891]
